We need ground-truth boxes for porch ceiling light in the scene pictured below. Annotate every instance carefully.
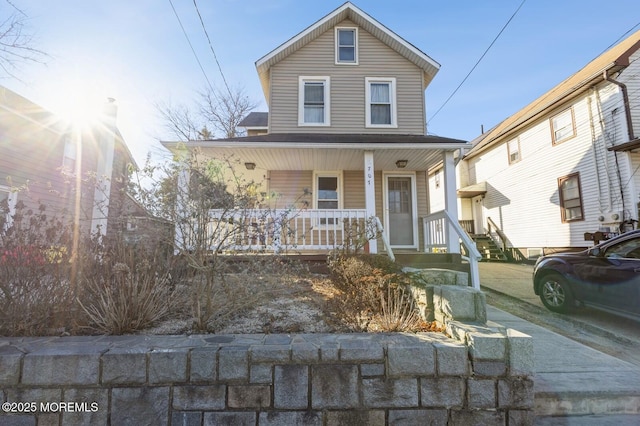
[395,160,408,168]
[245,162,256,170]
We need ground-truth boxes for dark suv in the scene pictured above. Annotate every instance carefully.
[533,230,640,319]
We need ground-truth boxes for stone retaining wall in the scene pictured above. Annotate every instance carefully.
[1,286,534,425]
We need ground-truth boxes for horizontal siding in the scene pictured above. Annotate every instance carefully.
[267,170,313,209]
[270,19,425,135]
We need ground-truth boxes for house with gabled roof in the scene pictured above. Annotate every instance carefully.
[162,2,481,285]
[454,30,640,259]
[0,85,157,246]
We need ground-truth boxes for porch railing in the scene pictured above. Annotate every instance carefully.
[422,210,482,289]
[189,209,393,254]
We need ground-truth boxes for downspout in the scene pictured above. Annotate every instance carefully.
[603,70,635,141]
[603,70,632,221]
[587,93,606,213]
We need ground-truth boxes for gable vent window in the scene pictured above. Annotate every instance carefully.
[336,27,357,64]
[299,76,330,126]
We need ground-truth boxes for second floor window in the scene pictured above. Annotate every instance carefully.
[366,77,397,127]
[336,27,357,64]
[299,76,330,126]
[62,136,77,172]
[507,138,521,164]
[551,108,576,144]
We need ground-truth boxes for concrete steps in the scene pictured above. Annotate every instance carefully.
[470,234,509,261]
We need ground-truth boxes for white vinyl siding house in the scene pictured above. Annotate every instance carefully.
[454,30,640,254]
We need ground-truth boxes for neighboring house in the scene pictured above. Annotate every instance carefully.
[238,112,268,136]
[163,2,475,267]
[0,85,155,246]
[452,30,640,258]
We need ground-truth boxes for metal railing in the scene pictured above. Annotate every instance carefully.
[422,210,482,289]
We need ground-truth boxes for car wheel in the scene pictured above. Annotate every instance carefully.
[539,273,574,313]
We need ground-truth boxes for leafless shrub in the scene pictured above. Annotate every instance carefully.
[376,284,422,332]
[78,260,176,335]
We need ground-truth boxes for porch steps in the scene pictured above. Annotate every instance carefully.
[393,253,470,274]
[470,234,509,262]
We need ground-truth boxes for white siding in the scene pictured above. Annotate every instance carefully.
[269,19,425,135]
[463,81,638,250]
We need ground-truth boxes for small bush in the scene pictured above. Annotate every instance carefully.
[327,253,420,331]
[79,260,176,335]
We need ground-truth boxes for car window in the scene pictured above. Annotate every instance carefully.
[604,237,640,259]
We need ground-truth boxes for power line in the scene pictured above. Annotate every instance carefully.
[192,0,233,99]
[167,0,215,92]
[427,0,527,126]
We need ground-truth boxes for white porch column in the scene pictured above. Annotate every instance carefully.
[364,151,377,253]
[443,150,460,254]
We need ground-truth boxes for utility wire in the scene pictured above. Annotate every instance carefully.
[192,0,233,99]
[427,0,527,125]
[168,0,215,92]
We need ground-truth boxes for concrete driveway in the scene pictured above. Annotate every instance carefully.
[477,262,541,307]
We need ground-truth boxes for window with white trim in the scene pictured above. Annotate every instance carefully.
[314,172,342,225]
[0,185,17,230]
[366,77,397,127]
[551,108,576,144]
[62,136,77,171]
[507,138,521,164]
[298,76,330,126]
[335,27,357,64]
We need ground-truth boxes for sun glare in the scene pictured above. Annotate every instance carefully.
[50,79,110,128]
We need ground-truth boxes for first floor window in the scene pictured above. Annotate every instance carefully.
[299,76,330,126]
[551,108,576,144]
[366,77,396,127]
[314,172,341,225]
[558,173,583,222]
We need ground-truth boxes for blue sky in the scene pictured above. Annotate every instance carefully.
[3,0,640,165]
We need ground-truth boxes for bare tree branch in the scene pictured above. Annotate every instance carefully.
[199,86,257,138]
[154,99,202,142]
[156,85,258,141]
[0,3,48,81]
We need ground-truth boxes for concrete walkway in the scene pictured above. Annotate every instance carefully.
[479,262,640,423]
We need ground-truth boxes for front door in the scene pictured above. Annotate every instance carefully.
[386,176,415,247]
[472,195,484,235]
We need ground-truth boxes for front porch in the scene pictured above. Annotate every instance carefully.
[168,134,480,287]
[187,207,481,288]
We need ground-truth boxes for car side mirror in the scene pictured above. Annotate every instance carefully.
[589,247,601,257]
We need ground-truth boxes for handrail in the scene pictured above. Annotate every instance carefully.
[373,216,395,262]
[487,216,507,252]
[423,210,482,289]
